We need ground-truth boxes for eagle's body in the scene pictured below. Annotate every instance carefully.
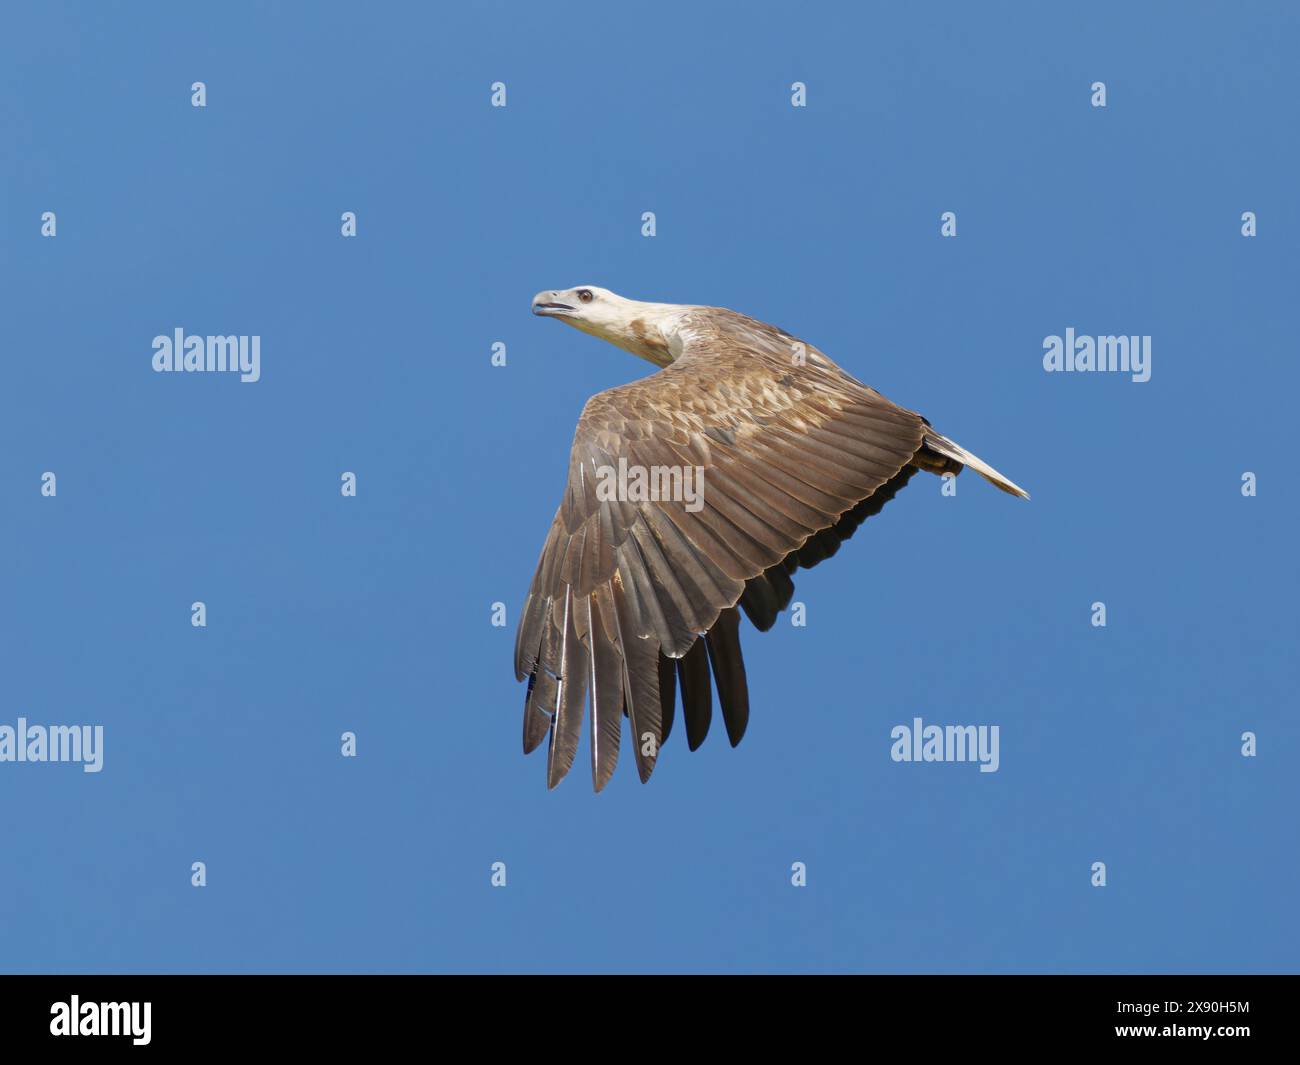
[517,286,1027,791]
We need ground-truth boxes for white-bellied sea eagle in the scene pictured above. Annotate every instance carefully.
[517,286,1028,791]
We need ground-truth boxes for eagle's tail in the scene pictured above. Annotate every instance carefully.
[921,431,1030,500]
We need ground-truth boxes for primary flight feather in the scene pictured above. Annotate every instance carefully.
[516,286,1027,791]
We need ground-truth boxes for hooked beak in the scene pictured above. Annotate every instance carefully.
[532,291,575,318]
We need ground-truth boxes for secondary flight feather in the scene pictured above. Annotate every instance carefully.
[516,286,1028,791]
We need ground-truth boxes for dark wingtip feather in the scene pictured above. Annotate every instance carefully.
[705,607,750,748]
[658,653,677,743]
[677,639,713,751]
[739,576,780,632]
[523,702,550,754]
[588,594,623,792]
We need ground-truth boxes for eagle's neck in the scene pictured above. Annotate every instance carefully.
[613,303,691,368]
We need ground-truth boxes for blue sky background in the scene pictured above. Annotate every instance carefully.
[1,1,1295,974]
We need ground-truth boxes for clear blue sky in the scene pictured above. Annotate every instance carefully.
[1,1,1295,974]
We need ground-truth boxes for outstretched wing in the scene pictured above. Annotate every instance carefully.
[515,308,928,790]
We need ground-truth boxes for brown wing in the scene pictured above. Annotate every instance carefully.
[514,308,929,790]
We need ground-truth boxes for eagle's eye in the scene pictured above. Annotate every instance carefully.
[576,289,594,303]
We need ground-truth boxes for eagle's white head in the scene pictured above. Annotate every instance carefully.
[532,285,683,367]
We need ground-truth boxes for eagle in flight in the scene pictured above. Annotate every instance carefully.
[516,286,1027,791]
